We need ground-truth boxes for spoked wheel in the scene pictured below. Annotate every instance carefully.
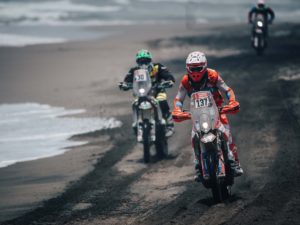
[211,176,230,203]
[256,48,264,56]
[142,120,151,163]
[256,35,265,56]
[209,154,229,203]
[155,124,168,159]
[211,176,223,203]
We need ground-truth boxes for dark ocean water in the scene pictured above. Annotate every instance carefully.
[0,0,299,46]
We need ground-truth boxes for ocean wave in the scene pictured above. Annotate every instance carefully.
[137,0,295,3]
[0,33,66,47]
[0,0,121,26]
[0,103,122,168]
[17,19,137,27]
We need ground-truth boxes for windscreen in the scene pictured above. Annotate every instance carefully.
[190,91,219,131]
[133,69,152,97]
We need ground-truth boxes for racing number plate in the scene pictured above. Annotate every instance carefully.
[192,92,210,108]
[134,71,147,82]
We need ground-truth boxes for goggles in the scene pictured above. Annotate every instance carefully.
[137,58,151,65]
[188,66,205,72]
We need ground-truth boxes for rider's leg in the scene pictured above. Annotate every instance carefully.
[220,114,243,176]
[156,92,174,137]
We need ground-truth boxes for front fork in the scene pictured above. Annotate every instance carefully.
[193,132,225,179]
[132,98,164,142]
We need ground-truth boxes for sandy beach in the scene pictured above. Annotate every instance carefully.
[1,20,300,225]
[0,22,206,221]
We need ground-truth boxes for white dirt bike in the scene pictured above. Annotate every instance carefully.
[119,68,173,163]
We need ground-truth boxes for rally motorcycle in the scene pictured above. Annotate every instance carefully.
[251,14,267,55]
[119,68,173,163]
[173,91,235,203]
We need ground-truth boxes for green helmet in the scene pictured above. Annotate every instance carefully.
[136,49,152,65]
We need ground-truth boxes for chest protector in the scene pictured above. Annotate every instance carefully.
[183,70,224,106]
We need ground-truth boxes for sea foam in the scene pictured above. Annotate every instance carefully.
[0,33,66,47]
[0,103,122,168]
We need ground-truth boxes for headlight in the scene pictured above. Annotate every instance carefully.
[202,122,209,129]
[197,113,211,133]
[201,121,210,133]
[257,21,263,27]
[139,88,145,94]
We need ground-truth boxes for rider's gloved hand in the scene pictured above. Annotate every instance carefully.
[172,108,183,123]
[172,110,191,122]
[172,101,191,122]
[166,80,174,88]
[118,82,123,90]
[119,82,130,91]
[220,101,240,114]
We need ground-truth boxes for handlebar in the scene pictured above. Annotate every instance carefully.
[118,82,133,91]
[118,80,173,91]
[180,107,235,115]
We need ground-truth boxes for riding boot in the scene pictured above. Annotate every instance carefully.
[159,100,174,137]
[194,163,203,182]
[132,122,137,135]
[229,143,244,176]
[165,113,174,137]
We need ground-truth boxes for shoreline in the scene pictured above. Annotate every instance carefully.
[0,21,198,222]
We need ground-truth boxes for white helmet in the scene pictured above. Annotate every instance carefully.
[257,0,265,6]
[186,51,207,82]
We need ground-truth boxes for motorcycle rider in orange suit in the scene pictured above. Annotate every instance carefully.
[172,51,243,180]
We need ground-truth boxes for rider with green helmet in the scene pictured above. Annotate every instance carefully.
[121,49,175,137]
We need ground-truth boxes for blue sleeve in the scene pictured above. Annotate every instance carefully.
[226,92,231,100]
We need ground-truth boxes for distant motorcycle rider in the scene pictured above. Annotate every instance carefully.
[248,0,275,37]
[172,51,243,179]
[120,49,175,137]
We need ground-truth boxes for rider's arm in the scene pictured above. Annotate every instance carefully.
[216,74,240,114]
[157,63,175,83]
[174,76,188,110]
[248,7,256,23]
[124,67,136,83]
[267,7,275,22]
[216,74,236,103]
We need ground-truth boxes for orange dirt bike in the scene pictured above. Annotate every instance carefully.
[119,68,173,163]
[173,91,237,203]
